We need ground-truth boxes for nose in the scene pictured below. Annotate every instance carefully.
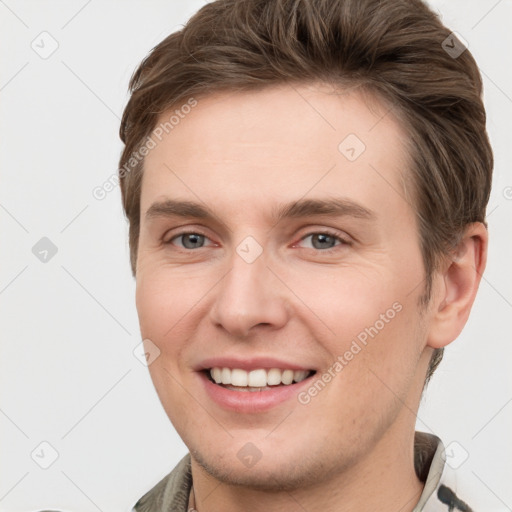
[209,250,290,338]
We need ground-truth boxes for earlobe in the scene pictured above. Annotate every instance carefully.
[427,222,488,349]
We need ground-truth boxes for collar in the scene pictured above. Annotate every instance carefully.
[414,433,474,512]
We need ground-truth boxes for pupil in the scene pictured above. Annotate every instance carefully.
[183,234,204,249]
[312,233,335,249]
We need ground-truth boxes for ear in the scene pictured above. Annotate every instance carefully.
[427,222,488,349]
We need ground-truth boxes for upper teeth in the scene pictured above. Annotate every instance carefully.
[209,367,310,387]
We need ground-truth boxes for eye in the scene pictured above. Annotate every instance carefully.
[298,232,348,250]
[168,232,211,249]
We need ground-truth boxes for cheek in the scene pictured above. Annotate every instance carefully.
[136,274,169,339]
[284,264,423,389]
[312,303,422,442]
[135,268,195,352]
[135,270,200,425]
[284,266,403,345]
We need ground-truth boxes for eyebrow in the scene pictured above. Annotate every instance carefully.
[273,198,374,221]
[145,198,375,224]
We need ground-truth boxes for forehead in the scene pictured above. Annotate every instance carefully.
[141,83,412,222]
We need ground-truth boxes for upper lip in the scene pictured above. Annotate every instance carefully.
[195,356,315,372]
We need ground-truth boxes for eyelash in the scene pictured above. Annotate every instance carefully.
[164,229,350,252]
[296,230,351,252]
[164,230,213,249]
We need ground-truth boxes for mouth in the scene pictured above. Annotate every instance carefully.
[196,357,319,412]
[203,367,316,392]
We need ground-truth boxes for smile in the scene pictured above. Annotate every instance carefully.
[199,364,317,412]
[207,367,313,391]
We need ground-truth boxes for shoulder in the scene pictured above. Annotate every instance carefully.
[131,454,192,512]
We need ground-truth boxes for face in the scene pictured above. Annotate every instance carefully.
[136,83,433,490]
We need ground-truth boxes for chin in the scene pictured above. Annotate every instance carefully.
[190,445,348,492]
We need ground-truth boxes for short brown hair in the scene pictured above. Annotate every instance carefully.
[118,0,493,381]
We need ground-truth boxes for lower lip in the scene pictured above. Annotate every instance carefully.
[199,372,314,413]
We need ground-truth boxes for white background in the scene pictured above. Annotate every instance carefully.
[0,1,511,510]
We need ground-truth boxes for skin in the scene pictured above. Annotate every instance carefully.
[135,83,487,512]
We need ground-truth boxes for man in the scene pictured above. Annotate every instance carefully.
[118,0,492,510]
